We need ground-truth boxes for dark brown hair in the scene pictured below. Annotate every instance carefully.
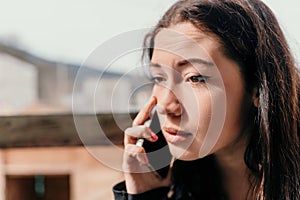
[144,0,300,199]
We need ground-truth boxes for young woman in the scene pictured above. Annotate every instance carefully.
[113,0,300,199]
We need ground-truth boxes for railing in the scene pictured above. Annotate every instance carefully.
[0,113,136,148]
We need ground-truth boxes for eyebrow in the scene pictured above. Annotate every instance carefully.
[150,58,214,68]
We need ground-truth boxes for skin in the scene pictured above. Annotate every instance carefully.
[123,23,256,199]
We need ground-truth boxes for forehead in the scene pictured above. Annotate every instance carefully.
[152,23,221,62]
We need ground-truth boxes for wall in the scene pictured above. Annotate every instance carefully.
[0,146,124,200]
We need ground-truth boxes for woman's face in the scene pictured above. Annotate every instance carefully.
[150,23,249,160]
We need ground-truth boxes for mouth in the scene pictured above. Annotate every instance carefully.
[163,127,192,143]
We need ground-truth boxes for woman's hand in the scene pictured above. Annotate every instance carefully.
[122,96,171,194]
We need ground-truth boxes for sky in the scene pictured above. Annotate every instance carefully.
[0,0,299,72]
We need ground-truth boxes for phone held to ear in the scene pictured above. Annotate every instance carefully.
[135,108,172,179]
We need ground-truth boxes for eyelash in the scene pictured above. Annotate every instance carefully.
[187,75,210,85]
[151,76,166,84]
[150,75,210,85]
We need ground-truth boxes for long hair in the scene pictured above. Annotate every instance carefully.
[143,0,300,199]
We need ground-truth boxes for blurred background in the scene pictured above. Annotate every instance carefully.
[0,0,299,199]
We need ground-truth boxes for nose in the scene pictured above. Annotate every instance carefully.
[156,87,182,117]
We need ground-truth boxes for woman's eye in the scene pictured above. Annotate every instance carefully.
[188,75,210,84]
[151,76,165,84]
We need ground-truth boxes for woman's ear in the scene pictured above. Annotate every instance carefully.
[252,87,259,107]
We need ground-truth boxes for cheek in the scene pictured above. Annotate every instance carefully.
[210,76,246,153]
[223,71,246,133]
[191,89,224,156]
[184,91,211,128]
[223,88,246,136]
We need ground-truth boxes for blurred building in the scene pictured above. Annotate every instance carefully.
[0,43,150,199]
[0,146,124,200]
[0,42,151,115]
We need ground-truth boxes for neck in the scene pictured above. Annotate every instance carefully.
[214,136,251,200]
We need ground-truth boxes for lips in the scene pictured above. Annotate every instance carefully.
[163,127,191,143]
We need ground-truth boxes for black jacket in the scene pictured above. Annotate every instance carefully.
[113,156,227,200]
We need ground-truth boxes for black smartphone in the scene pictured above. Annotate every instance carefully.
[141,111,172,179]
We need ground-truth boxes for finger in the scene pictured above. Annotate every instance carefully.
[125,126,158,144]
[123,144,151,173]
[125,125,158,142]
[133,96,157,126]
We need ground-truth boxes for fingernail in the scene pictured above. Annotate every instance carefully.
[150,131,158,141]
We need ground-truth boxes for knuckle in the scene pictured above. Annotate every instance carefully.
[141,125,148,132]
[125,144,143,154]
[124,127,133,135]
[125,126,148,138]
[124,127,139,137]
